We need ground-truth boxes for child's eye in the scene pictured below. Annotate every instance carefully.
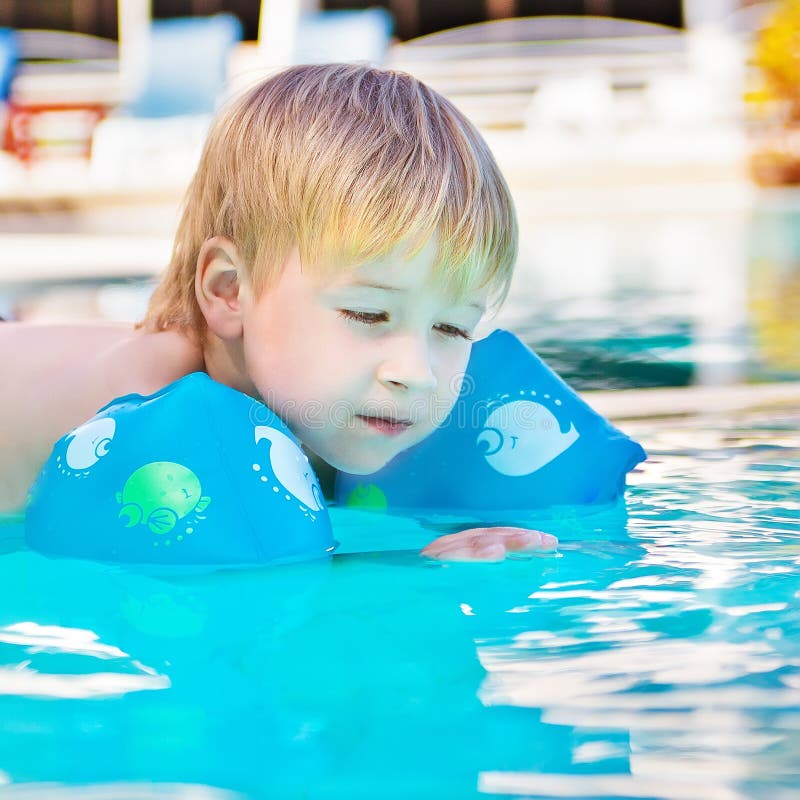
[435,323,473,341]
[338,309,389,325]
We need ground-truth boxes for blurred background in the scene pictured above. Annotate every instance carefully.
[0,0,798,391]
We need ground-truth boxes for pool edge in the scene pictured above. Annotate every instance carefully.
[585,381,800,421]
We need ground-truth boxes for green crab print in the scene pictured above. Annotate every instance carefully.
[344,483,388,512]
[117,461,211,535]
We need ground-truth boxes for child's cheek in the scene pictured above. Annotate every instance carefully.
[439,344,472,392]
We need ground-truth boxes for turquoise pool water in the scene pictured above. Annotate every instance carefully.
[0,406,798,799]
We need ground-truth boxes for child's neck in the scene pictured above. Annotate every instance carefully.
[303,446,337,501]
[201,332,255,397]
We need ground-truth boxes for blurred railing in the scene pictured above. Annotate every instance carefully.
[390,16,690,129]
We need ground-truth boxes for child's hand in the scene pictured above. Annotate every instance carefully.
[421,527,558,562]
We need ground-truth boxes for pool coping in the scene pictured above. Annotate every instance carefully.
[585,381,800,421]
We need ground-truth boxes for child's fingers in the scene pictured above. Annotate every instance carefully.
[427,527,557,551]
[421,526,555,548]
[420,529,499,558]
[493,528,558,552]
[435,543,507,562]
[421,527,558,562]
[422,533,506,562]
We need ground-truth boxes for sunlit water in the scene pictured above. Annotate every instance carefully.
[0,408,797,799]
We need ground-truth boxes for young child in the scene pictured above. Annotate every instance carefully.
[0,63,556,560]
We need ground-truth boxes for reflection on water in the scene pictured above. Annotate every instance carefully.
[749,197,800,379]
[472,410,800,799]
[0,410,798,798]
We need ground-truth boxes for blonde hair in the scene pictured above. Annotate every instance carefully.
[143,63,517,335]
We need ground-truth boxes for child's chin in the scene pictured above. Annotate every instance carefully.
[331,448,400,476]
[334,456,392,476]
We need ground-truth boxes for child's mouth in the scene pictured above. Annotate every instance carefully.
[357,414,413,437]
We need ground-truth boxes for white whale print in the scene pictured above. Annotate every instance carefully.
[65,417,116,471]
[476,400,579,477]
[254,426,324,511]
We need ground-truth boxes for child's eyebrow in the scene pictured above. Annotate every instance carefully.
[348,281,485,311]
[349,280,402,293]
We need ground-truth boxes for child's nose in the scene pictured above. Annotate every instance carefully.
[377,333,436,392]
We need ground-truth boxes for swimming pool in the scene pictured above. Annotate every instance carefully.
[0,403,797,799]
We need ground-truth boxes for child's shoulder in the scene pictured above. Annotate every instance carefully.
[1,320,204,395]
[110,325,206,396]
[0,322,204,514]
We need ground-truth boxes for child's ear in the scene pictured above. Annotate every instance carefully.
[195,236,250,339]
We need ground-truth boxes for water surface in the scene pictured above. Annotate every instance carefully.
[0,408,798,799]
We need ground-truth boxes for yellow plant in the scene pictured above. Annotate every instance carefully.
[752,0,800,120]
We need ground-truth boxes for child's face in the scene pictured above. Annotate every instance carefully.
[240,238,487,474]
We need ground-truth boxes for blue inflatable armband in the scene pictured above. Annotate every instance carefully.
[26,373,334,569]
[336,330,646,517]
